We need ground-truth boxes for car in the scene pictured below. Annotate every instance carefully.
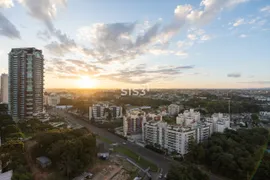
[159,173,163,179]
[122,142,126,145]
[164,173,167,179]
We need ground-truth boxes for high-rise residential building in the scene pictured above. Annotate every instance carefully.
[44,93,60,107]
[205,113,230,133]
[109,105,123,119]
[0,74,8,103]
[89,104,107,121]
[142,120,211,155]
[142,111,230,155]
[168,104,180,116]
[123,110,162,137]
[176,109,200,125]
[8,48,44,121]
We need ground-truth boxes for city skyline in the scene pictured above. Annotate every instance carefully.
[0,0,270,89]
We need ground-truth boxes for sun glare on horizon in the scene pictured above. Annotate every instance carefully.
[77,76,98,88]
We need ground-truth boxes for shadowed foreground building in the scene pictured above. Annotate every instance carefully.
[8,48,44,121]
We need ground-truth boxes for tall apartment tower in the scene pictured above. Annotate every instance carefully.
[0,73,8,103]
[8,48,44,121]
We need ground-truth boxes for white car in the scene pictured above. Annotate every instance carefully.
[164,173,167,179]
[122,142,126,145]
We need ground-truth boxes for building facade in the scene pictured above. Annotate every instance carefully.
[168,104,180,116]
[89,104,107,121]
[123,110,162,137]
[176,109,200,125]
[109,105,122,119]
[44,93,60,107]
[8,48,44,121]
[0,74,8,103]
[123,110,145,137]
[206,113,230,133]
[143,111,230,155]
[142,120,211,155]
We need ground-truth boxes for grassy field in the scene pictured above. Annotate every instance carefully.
[96,136,113,144]
[115,146,158,172]
[96,135,158,172]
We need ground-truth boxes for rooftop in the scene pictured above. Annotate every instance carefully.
[0,170,13,180]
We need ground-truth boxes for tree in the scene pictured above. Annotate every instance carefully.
[251,113,260,125]
[33,129,97,179]
[167,163,209,180]
[185,128,269,180]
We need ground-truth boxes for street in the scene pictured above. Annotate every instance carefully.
[50,109,225,180]
[51,109,171,173]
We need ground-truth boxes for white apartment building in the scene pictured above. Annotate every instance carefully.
[206,113,230,133]
[109,105,123,119]
[89,104,107,121]
[168,104,180,116]
[0,74,8,103]
[142,120,211,155]
[44,94,60,107]
[143,111,229,155]
[123,110,145,137]
[260,111,270,116]
[176,109,200,126]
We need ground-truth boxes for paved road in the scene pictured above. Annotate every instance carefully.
[50,109,171,173]
[50,109,225,180]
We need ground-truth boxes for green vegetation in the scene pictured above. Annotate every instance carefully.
[115,96,171,109]
[253,151,270,180]
[96,135,113,144]
[0,115,33,180]
[18,119,54,137]
[251,113,260,125]
[31,128,96,178]
[185,128,269,180]
[114,146,158,171]
[92,120,123,129]
[167,163,209,180]
[183,98,261,114]
[162,116,176,124]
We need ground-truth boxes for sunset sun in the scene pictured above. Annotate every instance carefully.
[77,76,97,88]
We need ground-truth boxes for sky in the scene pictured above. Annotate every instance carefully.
[0,0,270,89]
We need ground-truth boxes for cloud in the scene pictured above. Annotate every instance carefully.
[18,0,67,31]
[260,5,270,13]
[46,57,194,84]
[227,73,241,78]
[0,0,20,39]
[0,12,21,39]
[177,40,194,49]
[187,34,197,40]
[0,0,13,8]
[200,34,211,41]
[46,58,102,78]
[184,0,250,26]
[76,21,179,63]
[239,34,247,38]
[37,30,51,41]
[175,51,188,57]
[98,64,194,84]
[18,0,76,54]
[27,0,249,85]
[233,18,245,26]
[238,81,270,85]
